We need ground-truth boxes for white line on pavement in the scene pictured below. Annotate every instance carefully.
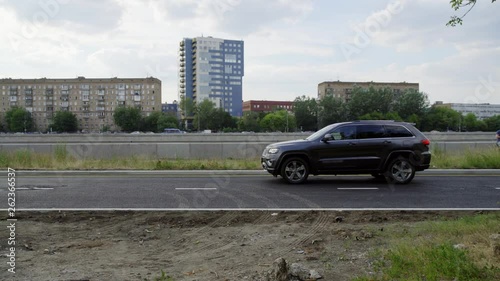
[337,187,379,190]
[175,188,217,191]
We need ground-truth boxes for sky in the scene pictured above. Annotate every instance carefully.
[0,0,499,105]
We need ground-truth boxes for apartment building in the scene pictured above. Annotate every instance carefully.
[242,100,294,113]
[434,101,500,120]
[318,81,419,102]
[0,77,161,132]
[179,36,244,118]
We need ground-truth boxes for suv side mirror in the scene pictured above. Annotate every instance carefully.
[322,133,334,142]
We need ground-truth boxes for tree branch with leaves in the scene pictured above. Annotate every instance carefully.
[447,0,496,26]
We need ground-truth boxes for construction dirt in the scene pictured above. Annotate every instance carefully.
[0,210,495,281]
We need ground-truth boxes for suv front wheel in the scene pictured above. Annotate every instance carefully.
[280,157,309,184]
[384,156,416,184]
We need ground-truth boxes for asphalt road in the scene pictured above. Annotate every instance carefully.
[1,171,500,210]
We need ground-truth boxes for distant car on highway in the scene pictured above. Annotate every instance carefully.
[261,120,431,184]
[163,128,184,134]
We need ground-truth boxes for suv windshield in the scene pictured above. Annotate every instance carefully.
[305,124,336,141]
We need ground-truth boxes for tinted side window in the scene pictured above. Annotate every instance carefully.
[330,125,357,140]
[385,125,414,138]
[356,125,385,139]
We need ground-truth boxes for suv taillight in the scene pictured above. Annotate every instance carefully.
[421,139,430,146]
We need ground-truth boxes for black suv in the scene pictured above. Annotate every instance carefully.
[261,120,431,184]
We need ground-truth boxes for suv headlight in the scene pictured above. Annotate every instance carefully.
[268,148,279,154]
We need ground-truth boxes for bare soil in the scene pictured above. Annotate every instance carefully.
[0,210,490,281]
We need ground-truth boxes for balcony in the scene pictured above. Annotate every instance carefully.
[180,41,185,46]
[61,90,70,96]
[61,102,69,107]
[98,90,105,95]
[46,106,54,112]
[180,89,185,94]
[180,73,185,78]
[10,101,18,106]
[180,62,185,67]
[82,106,90,112]
[179,84,185,88]
[46,89,54,96]
[179,53,185,59]
[82,96,90,102]
[25,89,33,95]
[180,67,185,73]
[96,106,105,111]
[180,79,185,83]
[118,101,126,106]
[9,89,18,96]
[133,95,141,102]
[25,101,33,107]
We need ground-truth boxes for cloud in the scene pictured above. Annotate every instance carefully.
[2,0,123,33]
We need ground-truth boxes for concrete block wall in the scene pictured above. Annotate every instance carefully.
[0,132,498,159]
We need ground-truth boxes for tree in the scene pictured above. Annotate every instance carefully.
[260,110,296,132]
[5,107,33,132]
[318,95,347,128]
[358,111,403,121]
[179,96,195,130]
[421,106,462,132]
[483,115,500,131]
[208,109,237,131]
[157,113,179,131]
[193,99,216,131]
[392,89,430,120]
[113,106,142,132]
[458,113,488,132]
[51,111,78,132]
[447,0,497,26]
[238,111,261,132]
[347,87,395,119]
[141,111,164,132]
[293,95,318,131]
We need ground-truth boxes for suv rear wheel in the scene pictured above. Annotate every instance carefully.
[384,156,415,184]
[280,157,309,184]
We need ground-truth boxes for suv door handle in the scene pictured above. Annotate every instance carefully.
[383,140,392,144]
[348,142,356,146]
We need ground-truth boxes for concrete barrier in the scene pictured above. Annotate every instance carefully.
[0,132,498,159]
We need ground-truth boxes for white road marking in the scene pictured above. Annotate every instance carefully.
[337,187,379,190]
[33,187,54,190]
[495,188,500,190]
[15,187,30,190]
[175,188,217,191]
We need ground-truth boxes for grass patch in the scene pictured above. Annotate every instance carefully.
[0,147,499,170]
[354,213,500,281]
[0,149,261,170]
[431,146,500,169]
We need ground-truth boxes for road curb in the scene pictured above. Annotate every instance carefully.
[11,169,500,177]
